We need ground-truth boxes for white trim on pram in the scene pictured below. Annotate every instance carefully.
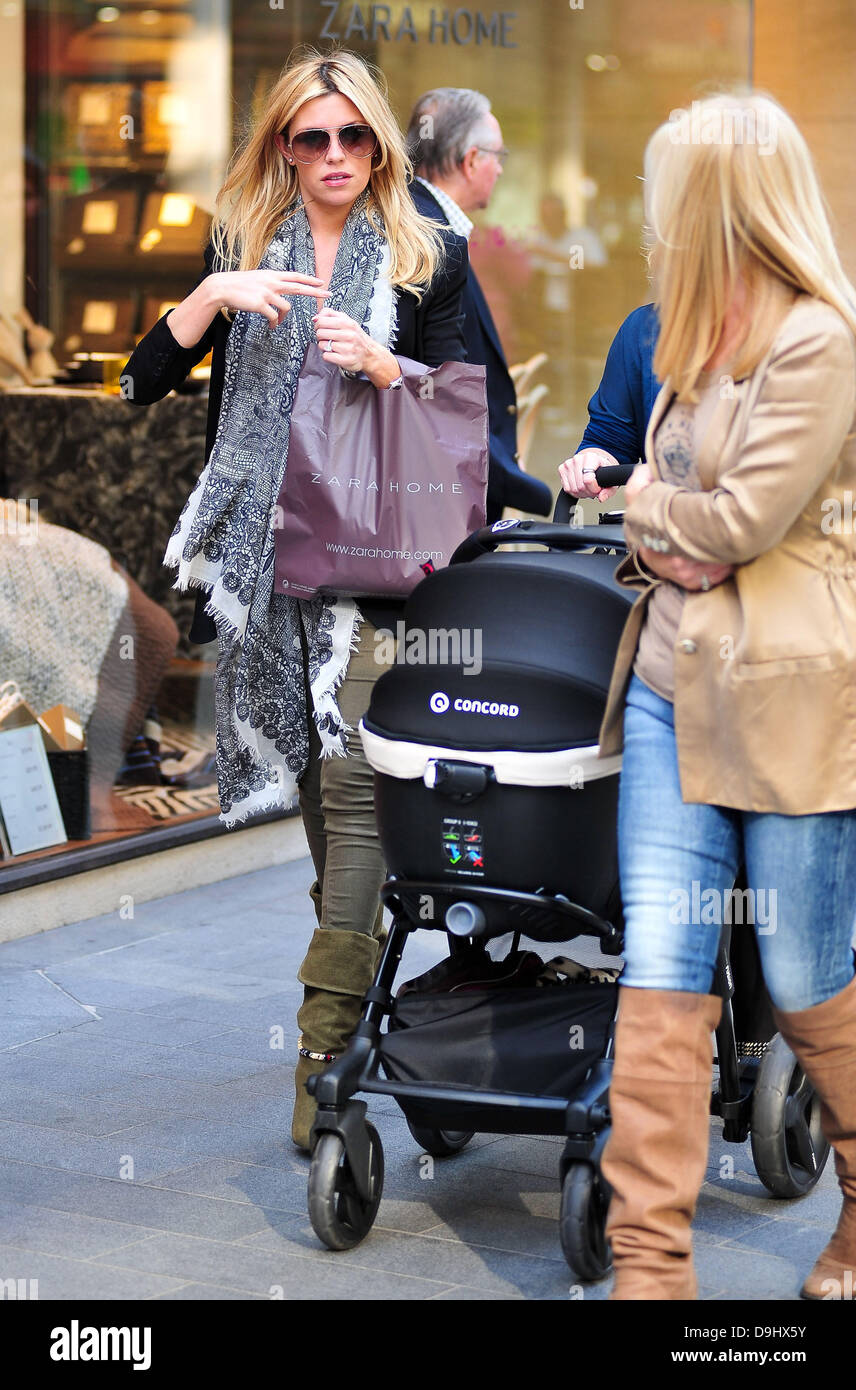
[359,721,622,789]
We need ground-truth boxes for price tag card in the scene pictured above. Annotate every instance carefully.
[0,725,68,856]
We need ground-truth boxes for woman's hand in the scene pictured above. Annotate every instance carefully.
[558,448,620,503]
[313,307,401,386]
[624,463,653,505]
[212,270,329,327]
[637,545,734,591]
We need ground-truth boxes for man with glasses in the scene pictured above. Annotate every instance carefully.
[406,88,552,523]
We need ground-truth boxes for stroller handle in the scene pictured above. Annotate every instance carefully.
[450,517,627,566]
[553,465,636,524]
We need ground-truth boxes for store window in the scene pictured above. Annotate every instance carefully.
[0,0,750,878]
[1,0,234,877]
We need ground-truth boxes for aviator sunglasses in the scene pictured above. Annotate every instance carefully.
[284,123,379,164]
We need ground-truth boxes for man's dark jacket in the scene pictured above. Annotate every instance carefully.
[411,179,552,522]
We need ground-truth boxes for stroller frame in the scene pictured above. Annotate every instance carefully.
[306,875,775,1271]
[305,518,830,1272]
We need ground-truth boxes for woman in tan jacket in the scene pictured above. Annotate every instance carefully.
[597,93,856,1301]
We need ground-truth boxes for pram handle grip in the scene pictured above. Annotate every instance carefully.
[553,466,636,524]
[450,518,626,566]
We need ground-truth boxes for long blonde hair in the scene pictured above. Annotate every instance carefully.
[644,92,856,401]
[210,48,445,299]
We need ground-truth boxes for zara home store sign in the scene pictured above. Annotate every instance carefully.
[297,2,518,46]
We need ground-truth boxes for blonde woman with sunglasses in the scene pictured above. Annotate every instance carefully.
[122,49,470,1151]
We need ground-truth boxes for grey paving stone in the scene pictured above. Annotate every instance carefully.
[0,1158,284,1240]
[721,1219,831,1265]
[152,1281,268,1299]
[23,972,193,1013]
[693,1242,801,1300]
[137,994,303,1027]
[452,1133,567,1180]
[693,1188,780,1242]
[84,1072,294,1117]
[154,1157,317,1214]
[0,1084,165,1138]
[0,969,96,1048]
[0,918,179,967]
[0,1197,161,1258]
[0,1120,194,1182]
[427,1285,526,1300]
[113,1114,297,1168]
[46,961,288,1005]
[189,1027,299,1063]
[19,1034,290,1087]
[90,1231,457,1300]
[45,1007,242,1049]
[414,1207,573,1260]
[0,1054,174,1099]
[239,1214,571,1298]
[0,1242,186,1300]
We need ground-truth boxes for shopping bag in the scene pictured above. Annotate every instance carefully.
[273,351,488,599]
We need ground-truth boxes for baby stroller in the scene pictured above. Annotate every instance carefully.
[305,488,831,1278]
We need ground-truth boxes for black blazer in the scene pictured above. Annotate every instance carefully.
[121,223,469,636]
[410,180,552,522]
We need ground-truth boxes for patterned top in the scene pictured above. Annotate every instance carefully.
[633,378,721,701]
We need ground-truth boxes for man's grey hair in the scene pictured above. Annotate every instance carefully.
[406,88,494,181]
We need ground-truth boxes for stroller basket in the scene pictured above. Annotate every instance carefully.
[380,979,617,1136]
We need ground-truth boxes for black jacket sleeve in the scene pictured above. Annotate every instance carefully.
[417,230,468,367]
[121,242,221,406]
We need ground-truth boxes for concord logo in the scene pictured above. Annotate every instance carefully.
[429,691,519,718]
[454,697,519,717]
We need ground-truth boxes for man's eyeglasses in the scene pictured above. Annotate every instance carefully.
[474,145,509,167]
[284,123,378,164]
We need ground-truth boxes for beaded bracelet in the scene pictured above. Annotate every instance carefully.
[298,1045,337,1064]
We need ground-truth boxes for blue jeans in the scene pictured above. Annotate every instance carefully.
[618,674,856,1011]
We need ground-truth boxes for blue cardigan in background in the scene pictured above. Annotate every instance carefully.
[576,303,661,465]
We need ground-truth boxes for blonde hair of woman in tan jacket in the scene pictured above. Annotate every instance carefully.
[597,92,856,1301]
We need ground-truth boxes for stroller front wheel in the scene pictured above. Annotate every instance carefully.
[308,1123,384,1251]
[559,1161,613,1282]
[750,1033,830,1199]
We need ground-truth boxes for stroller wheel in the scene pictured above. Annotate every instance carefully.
[559,1162,613,1281]
[750,1034,831,1198]
[405,1122,474,1157]
[307,1122,384,1251]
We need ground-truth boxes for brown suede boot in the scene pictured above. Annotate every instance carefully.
[291,928,381,1152]
[602,987,723,1300]
[773,975,856,1301]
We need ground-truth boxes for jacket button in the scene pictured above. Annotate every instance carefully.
[507,403,517,416]
[678,639,698,654]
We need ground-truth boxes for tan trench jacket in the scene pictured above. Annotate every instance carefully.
[598,295,856,813]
